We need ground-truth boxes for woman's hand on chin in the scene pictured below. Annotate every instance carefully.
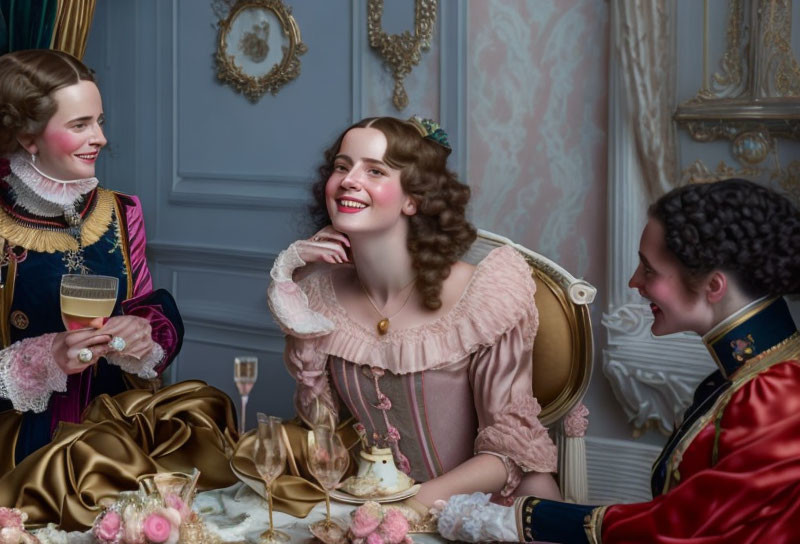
[297,226,350,264]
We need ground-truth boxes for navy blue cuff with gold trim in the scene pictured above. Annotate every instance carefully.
[519,497,596,543]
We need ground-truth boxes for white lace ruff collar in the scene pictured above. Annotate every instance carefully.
[8,152,98,207]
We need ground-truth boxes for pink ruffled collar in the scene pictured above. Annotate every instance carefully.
[302,246,539,374]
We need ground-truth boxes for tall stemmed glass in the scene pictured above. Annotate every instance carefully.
[233,356,258,435]
[253,413,289,543]
[307,425,349,532]
[60,274,118,330]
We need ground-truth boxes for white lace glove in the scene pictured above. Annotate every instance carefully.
[267,242,334,336]
[437,493,519,542]
[105,343,164,379]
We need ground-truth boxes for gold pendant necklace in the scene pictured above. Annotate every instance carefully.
[359,276,417,335]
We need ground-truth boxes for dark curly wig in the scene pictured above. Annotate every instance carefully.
[649,178,800,298]
[0,49,96,156]
[310,117,477,310]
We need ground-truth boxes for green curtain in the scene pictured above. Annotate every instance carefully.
[0,0,59,55]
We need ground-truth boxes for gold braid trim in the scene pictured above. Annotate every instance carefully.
[584,505,607,544]
[0,189,115,253]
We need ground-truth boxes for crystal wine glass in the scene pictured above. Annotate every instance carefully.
[307,425,349,533]
[234,356,258,435]
[60,274,118,330]
[253,413,289,543]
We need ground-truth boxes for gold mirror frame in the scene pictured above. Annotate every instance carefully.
[367,0,437,110]
[215,0,307,102]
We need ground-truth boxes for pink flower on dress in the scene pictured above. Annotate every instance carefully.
[142,513,171,543]
[0,508,24,529]
[385,425,401,443]
[379,509,409,544]
[370,367,385,378]
[366,533,385,544]
[93,510,122,542]
[373,393,392,411]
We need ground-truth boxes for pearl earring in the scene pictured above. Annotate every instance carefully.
[30,153,36,165]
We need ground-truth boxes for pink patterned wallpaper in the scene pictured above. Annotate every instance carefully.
[467,0,609,289]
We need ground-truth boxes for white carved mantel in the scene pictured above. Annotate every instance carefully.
[603,0,716,437]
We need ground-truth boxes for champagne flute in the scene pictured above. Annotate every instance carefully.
[307,425,349,532]
[60,274,118,330]
[254,413,289,543]
[234,356,258,435]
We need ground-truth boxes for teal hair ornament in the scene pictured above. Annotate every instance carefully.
[408,116,451,151]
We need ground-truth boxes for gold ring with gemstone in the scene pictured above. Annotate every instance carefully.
[77,348,93,363]
[109,336,127,351]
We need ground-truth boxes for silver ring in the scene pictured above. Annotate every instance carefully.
[109,336,127,352]
[77,348,93,363]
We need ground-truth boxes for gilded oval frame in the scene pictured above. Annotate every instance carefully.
[215,0,307,101]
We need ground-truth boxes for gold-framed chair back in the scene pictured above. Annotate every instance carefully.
[462,230,596,426]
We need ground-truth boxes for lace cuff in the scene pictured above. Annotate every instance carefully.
[105,343,164,379]
[267,242,334,337]
[437,492,519,542]
[0,334,67,413]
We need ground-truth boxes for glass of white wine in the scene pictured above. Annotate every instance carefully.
[234,356,258,435]
[307,425,349,534]
[254,413,289,543]
[60,274,118,331]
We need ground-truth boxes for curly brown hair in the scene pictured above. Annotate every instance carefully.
[0,49,96,156]
[649,178,800,298]
[311,117,477,310]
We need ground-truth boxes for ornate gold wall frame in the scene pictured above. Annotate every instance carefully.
[367,0,437,110]
[215,0,307,102]
[674,0,800,162]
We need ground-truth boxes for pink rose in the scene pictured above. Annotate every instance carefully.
[366,533,385,544]
[378,509,409,544]
[350,503,382,537]
[142,513,171,543]
[94,511,122,542]
[0,508,24,529]
[164,494,191,521]
[0,527,23,544]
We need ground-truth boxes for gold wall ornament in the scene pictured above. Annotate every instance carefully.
[214,0,307,102]
[367,0,438,110]
[675,0,800,154]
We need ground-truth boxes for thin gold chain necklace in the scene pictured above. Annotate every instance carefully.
[358,275,417,335]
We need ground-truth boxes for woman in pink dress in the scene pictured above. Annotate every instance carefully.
[267,116,560,511]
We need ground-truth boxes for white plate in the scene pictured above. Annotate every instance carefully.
[329,484,421,505]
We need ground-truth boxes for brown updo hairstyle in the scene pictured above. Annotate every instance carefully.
[0,49,96,156]
[311,117,477,310]
[649,178,800,298]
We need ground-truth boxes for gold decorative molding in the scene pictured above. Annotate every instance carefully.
[214,0,307,102]
[367,0,437,110]
[681,156,800,209]
[675,0,800,150]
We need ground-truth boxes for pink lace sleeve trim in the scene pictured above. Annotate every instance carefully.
[302,246,538,375]
[474,394,557,478]
[0,334,67,413]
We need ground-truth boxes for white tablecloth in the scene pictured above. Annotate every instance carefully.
[195,483,447,543]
